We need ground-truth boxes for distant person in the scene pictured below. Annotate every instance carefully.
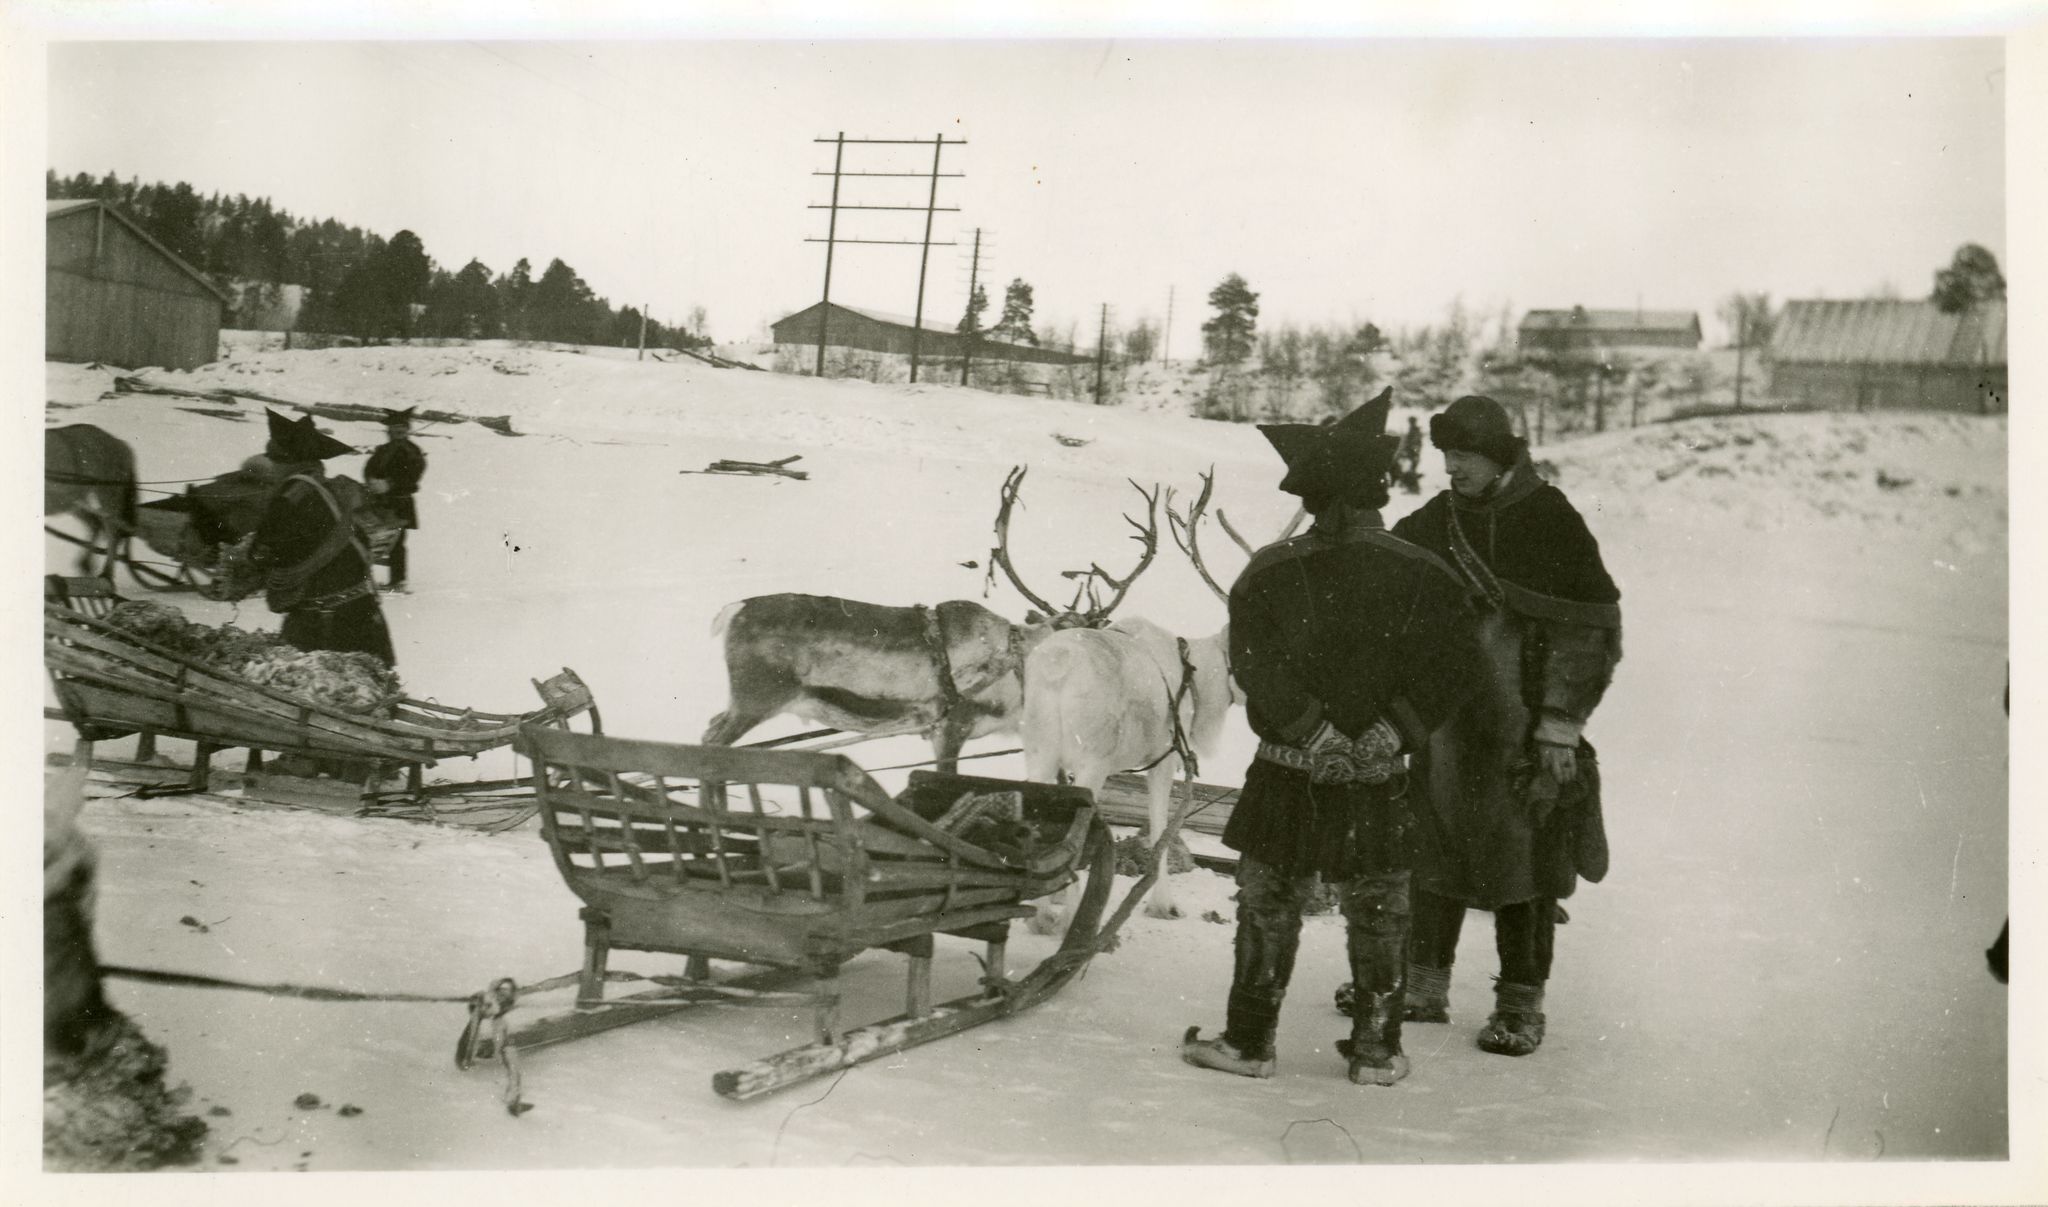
[248,409,395,666]
[1181,388,1488,1087]
[1394,416,1425,494]
[1332,393,1622,1058]
[364,407,427,593]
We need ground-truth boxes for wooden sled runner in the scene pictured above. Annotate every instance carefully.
[459,727,1115,1100]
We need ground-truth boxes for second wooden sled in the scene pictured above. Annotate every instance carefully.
[460,726,1115,1100]
[44,577,601,812]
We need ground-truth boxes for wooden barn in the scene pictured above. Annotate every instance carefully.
[772,301,1090,366]
[47,199,230,371]
[1769,299,2006,414]
[1519,307,1702,351]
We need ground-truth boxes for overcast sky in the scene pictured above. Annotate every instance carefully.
[47,37,2003,350]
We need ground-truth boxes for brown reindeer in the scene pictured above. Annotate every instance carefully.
[45,425,138,580]
[703,467,1162,773]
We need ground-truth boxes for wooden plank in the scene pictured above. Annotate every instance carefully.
[536,784,839,839]
[1095,772,1238,837]
[525,729,881,802]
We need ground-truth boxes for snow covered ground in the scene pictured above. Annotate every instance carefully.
[36,345,2019,1190]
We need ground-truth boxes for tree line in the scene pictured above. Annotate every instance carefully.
[47,170,711,350]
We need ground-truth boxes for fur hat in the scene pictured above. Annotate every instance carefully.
[264,409,355,462]
[1429,394,1527,469]
[1258,387,1400,500]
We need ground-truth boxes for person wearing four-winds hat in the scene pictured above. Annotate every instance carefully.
[1182,388,1489,1086]
[364,407,427,592]
[1332,393,1622,1059]
[247,409,396,666]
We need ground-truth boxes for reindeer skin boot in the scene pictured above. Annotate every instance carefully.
[1477,980,1546,1056]
[1333,871,1412,1086]
[1336,961,1450,1023]
[1183,866,1300,1079]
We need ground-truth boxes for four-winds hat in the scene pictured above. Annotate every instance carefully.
[1430,394,1527,469]
[383,407,418,426]
[1258,387,1401,499]
[264,408,356,462]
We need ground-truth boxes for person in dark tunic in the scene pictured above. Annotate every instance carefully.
[1182,389,1489,1086]
[1392,416,1425,493]
[1332,393,1622,1058]
[363,407,427,592]
[247,409,396,666]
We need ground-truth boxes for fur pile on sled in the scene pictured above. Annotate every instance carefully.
[103,600,401,714]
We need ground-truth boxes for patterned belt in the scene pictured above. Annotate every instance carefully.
[296,579,374,613]
[1256,739,1399,785]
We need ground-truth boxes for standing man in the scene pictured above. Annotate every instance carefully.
[1334,393,1621,1058]
[1393,416,1424,493]
[364,407,427,593]
[248,409,396,666]
[1182,389,1488,1086]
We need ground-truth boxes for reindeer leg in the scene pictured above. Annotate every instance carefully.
[932,712,970,776]
[702,705,768,746]
[1143,759,1183,920]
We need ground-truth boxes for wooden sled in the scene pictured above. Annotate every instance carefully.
[43,576,600,810]
[459,728,1114,1100]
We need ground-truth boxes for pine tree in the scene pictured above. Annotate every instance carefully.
[1201,273,1259,366]
[990,279,1037,345]
[958,282,989,334]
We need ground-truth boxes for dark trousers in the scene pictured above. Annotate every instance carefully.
[1224,858,1411,1059]
[386,531,408,587]
[1410,887,1554,985]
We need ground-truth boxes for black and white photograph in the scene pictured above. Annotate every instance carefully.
[6,4,2041,1202]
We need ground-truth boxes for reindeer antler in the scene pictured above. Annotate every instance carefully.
[1064,479,1160,623]
[1167,467,1231,603]
[986,466,1065,619]
[1166,470,1307,604]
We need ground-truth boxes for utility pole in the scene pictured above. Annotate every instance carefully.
[1161,285,1175,365]
[805,134,963,382]
[1093,303,1110,405]
[1732,308,1747,412]
[636,303,647,361]
[908,131,949,384]
[815,132,846,378]
[961,227,983,386]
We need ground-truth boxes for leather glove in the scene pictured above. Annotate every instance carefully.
[1537,740,1578,785]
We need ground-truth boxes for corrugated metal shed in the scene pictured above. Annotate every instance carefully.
[1772,299,2006,367]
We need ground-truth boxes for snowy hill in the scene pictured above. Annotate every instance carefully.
[42,344,2009,1178]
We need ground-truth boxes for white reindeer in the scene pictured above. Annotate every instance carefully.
[1021,468,1286,932]
[1023,615,1237,928]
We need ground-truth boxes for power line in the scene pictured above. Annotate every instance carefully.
[804,131,966,383]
